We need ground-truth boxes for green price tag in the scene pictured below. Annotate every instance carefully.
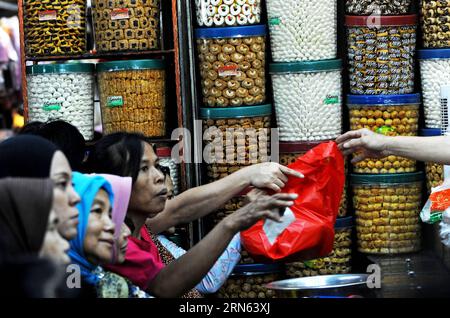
[304,260,315,269]
[376,126,395,135]
[430,212,443,224]
[269,17,281,26]
[42,103,62,111]
[324,95,339,105]
[107,96,124,108]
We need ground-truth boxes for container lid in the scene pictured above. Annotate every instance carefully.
[417,49,450,60]
[421,128,442,137]
[347,94,421,106]
[269,59,342,74]
[279,141,327,154]
[335,216,353,229]
[26,63,95,75]
[195,25,266,39]
[350,172,424,185]
[345,15,418,26]
[233,263,283,276]
[97,59,165,72]
[199,104,272,119]
[156,147,171,158]
[266,274,369,291]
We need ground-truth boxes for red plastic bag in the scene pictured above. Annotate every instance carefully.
[241,141,345,262]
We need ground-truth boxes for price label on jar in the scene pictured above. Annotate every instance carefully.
[268,17,282,26]
[42,102,62,112]
[218,65,239,77]
[111,8,130,20]
[39,10,57,22]
[107,96,124,108]
[324,95,340,105]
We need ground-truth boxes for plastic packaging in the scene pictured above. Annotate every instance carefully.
[351,172,423,254]
[195,25,267,107]
[286,217,353,277]
[24,0,87,57]
[27,63,95,140]
[92,0,161,52]
[97,59,166,137]
[347,94,420,174]
[346,0,412,15]
[346,15,417,95]
[266,0,337,62]
[194,0,262,27]
[421,128,444,193]
[270,59,343,142]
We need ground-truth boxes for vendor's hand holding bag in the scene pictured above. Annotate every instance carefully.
[241,141,345,262]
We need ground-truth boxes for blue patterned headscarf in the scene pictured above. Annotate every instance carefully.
[69,172,115,286]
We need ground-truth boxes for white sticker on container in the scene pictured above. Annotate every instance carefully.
[39,10,57,22]
[107,96,124,108]
[218,65,239,77]
[42,102,62,112]
[111,8,130,20]
[263,207,296,246]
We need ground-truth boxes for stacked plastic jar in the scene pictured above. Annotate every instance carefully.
[421,0,450,48]
[351,172,423,255]
[421,129,445,193]
[347,94,420,174]
[156,146,180,196]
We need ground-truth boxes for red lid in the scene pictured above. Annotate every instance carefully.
[279,141,326,154]
[156,147,171,157]
[345,14,418,27]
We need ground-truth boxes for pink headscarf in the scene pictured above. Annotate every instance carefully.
[99,174,132,263]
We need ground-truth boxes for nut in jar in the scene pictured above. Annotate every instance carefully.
[92,0,161,52]
[98,60,166,137]
[351,173,423,255]
[196,26,267,107]
[421,0,450,48]
[348,94,420,174]
[24,0,87,56]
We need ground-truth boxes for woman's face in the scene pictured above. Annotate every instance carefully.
[40,210,71,265]
[50,151,81,241]
[84,189,115,265]
[116,223,131,264]
[129,142,167,218]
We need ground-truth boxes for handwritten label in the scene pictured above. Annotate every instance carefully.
[42,102,62,111]
[324,95,339,105]
[107,96,124,108]
[111,8,130,20]
[39,10,57,22]
[218,65,239,77]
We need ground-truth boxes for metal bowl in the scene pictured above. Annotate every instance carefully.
[265,274,374,298]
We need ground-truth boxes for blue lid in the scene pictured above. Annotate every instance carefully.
[335,217,353,229]
[418,49,450,60]
[195,25,267,39]
[233,263,283,275]
[347,94,421,106]
[421,128,442,136]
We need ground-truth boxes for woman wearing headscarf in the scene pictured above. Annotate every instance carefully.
[0,135,80,240]
[69,172,152,298]
[0,178,70,298]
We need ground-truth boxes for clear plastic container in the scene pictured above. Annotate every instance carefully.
[417,49,450,128]
[92,0,161,52]
[421,0,450,48]
[346,15,417,95]
[217,264,283,298]
[156,146,179,195]
[279,141,348,217]
[286,217,353,278]
[195,25,267,107]
[347,94,420,174]
[346,0,412,15]
[266,0,337,62]
[27,63,95,141]
[351,172,423,255]
[24,0,87,57]
[97,59,165,137]
[200,105,272,182]
[194,0,262,27]
[270,59,343,142]
[422,128,444,193]
[213,196,247,225]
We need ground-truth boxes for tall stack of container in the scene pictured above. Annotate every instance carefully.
[345,2,424,255]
